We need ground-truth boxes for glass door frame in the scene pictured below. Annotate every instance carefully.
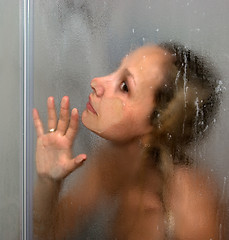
[21,0,34,239]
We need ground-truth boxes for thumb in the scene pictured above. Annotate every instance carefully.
[66,154,87,174]
[70,154,87,170]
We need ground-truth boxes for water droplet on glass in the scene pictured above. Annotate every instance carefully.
[167,133,172,140]
[203,125,208,132]
[144,143,151,148]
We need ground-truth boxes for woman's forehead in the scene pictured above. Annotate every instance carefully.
[122,45,171,67]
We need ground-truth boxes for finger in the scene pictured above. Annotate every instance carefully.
[65,108,79,142]
[66,154,87,173]
[47,96,57,130]
[57,96,70,135]
[33,108,44,137]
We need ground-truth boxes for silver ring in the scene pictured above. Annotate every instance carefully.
[49,128,56,133]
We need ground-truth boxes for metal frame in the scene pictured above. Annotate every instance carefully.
[22,0,34,239]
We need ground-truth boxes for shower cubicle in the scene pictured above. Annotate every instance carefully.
[0,0,229,239]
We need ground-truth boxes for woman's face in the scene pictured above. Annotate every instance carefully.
[82,46,170,142]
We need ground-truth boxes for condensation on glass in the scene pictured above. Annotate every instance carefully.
[1,0,229,239]
[33,0,229,239]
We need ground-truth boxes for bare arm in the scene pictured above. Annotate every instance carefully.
[33,96,100,240]
[33,177,62,239]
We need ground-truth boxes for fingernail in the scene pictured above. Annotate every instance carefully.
[48,97,53,104]
[81,155,87,162]
[72,108,78,115]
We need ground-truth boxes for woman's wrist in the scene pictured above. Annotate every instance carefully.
[36,174,63,187]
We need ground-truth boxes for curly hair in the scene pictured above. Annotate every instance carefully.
[145,42,221,168]
[140,43,222,235]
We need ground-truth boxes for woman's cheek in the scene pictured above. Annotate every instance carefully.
[97,97,125,133]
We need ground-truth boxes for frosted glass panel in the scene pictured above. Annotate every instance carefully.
[0,0,21,239]
[34,0,229,239]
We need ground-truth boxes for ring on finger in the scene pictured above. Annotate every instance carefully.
[49,128,56,133]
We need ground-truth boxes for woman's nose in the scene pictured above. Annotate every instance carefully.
[90,77,105,97]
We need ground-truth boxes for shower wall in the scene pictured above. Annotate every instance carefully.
[0,0,21,239]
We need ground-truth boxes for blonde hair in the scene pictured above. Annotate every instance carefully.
[147,42,221,165]
[143,42,221,235]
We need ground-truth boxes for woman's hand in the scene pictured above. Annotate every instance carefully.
[33,96,86,181]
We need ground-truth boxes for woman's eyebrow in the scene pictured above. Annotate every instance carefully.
[123,68,136,86]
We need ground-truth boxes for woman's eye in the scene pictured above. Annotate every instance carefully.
[120,81,129,92]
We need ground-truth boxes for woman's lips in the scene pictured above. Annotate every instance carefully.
[86,100,97,115]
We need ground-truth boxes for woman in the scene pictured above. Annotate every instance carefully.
[33,43,222,239]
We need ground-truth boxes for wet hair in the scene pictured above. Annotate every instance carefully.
[145,42,221,168]
[142,42,222,233]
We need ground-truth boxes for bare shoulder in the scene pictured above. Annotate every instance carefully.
[169,166,220,240]
[171,166,219,195]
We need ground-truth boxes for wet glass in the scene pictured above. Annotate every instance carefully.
[32,0,229,239]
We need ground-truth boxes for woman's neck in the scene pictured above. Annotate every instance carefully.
[105,138,144,175]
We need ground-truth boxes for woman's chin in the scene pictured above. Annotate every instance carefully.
[82,118,114,140]
[81,110,133,142]
[82,111,94,131]
[82,110,103,135]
